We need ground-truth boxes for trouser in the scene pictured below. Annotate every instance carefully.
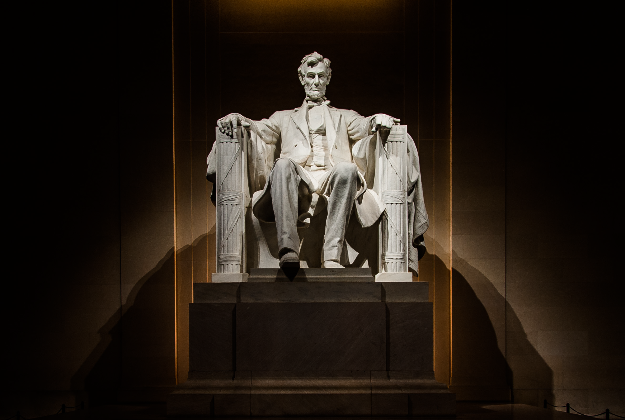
[270,159,359,262]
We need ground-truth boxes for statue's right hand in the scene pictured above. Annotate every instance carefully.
[217,113,241,137]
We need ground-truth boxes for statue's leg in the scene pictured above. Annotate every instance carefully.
[269,159,304,259]
[323,162,358,265]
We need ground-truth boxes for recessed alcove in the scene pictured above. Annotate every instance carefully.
[172,0,453,391]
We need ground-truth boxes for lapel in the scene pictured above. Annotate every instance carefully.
[328,106,341,133]
[324,105,341,152]
[290,101,310,143]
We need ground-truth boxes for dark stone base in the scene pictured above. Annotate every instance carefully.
[168,269,455,416]
[168,374,455,416]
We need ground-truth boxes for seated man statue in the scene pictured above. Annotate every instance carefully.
[209,52,428,272]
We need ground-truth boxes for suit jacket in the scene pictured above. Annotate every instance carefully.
[254,100,374,167]
[249,101,384,228]
[206,100,429,271]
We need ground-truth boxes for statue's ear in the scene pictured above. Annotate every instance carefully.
[299,73,305,86]
[326,74,331,85]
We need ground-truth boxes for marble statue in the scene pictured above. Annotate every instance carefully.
[207,52,428,277]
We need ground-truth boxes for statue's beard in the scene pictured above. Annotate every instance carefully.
[305,87,326,100]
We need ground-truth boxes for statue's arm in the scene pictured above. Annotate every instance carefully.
[346,110,400,179]
[343,110,375,141]
[343,110,400,141]
[247,112,286,191]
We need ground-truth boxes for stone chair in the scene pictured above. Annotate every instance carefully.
[210,122,414,283]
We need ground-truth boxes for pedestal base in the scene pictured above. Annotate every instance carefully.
[169,268,454,416]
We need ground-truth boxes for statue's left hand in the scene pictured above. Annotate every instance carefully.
[372,114,400,132]
[218,113,256,138]
[217,113,243,138]
[372,114,400,143]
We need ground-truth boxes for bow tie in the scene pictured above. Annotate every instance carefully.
[307,98,330,108]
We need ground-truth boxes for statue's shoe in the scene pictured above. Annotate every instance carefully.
[322,260,345,268]
[279,251,300,270]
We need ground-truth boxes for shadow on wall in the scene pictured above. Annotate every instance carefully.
[444,251,554,405]
[70,233,213,406]
[70,230,552,406]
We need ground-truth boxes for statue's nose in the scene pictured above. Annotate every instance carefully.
[313,76,320,86]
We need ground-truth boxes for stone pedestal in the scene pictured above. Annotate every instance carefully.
[168,268,455,416]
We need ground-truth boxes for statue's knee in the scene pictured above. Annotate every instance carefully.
[272,158,295,178]
[334,162,358,180]
[273,158,291,171]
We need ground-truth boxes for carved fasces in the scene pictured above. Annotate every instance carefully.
[374,125,409,274]
[215,124,249,274]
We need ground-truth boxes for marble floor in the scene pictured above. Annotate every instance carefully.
[35,402,587,420]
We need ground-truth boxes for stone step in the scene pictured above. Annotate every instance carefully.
[248,267,374,282]
[194,281,429,303]
[168,375,455,416]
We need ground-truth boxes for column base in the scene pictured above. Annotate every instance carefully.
[211,273,249,283]
[375,272,412,282]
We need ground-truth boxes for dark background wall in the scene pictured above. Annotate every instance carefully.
[452,2,622,412]
[6,0,176,416]
[4,1,622,418]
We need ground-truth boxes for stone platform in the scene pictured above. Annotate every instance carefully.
[167,268,455,416]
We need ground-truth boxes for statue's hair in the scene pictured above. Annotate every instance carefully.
[298,51,332,81]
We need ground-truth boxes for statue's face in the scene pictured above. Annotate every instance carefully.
[301,62,330,100]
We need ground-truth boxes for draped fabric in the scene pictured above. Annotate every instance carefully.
[351,132,429,273]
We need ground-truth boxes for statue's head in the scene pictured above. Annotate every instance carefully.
[298,52,331,100]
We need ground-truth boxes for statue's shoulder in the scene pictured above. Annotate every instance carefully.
[329,106,363,119]
[268,109,296,120]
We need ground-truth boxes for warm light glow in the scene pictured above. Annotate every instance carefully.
[171,0,178,385]
[449,0,453,383]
